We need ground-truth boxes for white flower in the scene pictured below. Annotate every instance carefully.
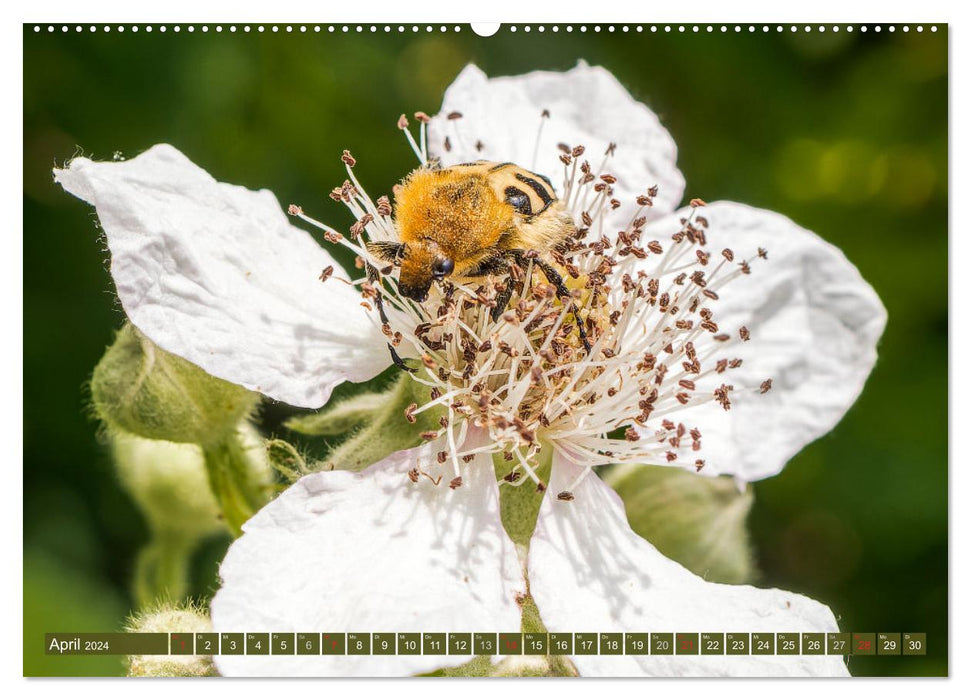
[54,62,885,677]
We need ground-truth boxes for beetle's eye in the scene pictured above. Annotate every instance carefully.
[504,186,533,215]
[432,257,454,280]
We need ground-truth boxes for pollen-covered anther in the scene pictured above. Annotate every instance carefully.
[556,491,575,502]
[714,384,734,411]
[341,150,356,167]
[404,403,418,424]
[760,379,773,394]
[449,476,463,489]
[407,468,419,483]
[318,266,334,282]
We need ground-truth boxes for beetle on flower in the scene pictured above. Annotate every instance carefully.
[54,62,886,677]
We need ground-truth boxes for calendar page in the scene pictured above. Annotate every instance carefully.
[22,15,948,680]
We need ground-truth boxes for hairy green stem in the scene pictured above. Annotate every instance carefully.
[202,433,266,536]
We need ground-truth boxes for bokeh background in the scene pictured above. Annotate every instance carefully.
[23,24,947,676]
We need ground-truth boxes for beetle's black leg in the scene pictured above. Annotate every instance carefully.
[365,261,415,374]
[464,253,517,322]
[531,257,591,353]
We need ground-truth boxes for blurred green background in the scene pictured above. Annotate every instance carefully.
[23,24,947,676]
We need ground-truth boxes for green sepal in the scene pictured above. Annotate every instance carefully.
[314,374,445,472]
[604,463,757,584]
[285,392,388,436]
[265,438,309,483]
[493,444,552,550]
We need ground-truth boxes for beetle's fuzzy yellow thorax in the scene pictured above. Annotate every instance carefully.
[393,167,513,295]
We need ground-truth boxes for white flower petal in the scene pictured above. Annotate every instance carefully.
[636,201,886,481]
[429,63,685,220]
[528,454,849,677]
[211,431,524,677]
[54,144,389,408]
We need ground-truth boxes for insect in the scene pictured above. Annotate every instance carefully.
[367,161,589,370]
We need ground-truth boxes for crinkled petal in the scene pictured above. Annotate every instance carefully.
[211,431,524,677]
[635,201,886,481]
[54,144,389,408]
[429,63,685,223]
[528,454,849,677]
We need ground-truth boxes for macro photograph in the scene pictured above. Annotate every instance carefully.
[22,20,947,678]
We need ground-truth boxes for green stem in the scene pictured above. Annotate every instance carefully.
[133,534,193,609]
[202,432,265,536]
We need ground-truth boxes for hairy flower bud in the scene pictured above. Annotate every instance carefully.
[126,602,216,677]
[112,425,272,540]
[112,425,273,605]
[91,324,258,446]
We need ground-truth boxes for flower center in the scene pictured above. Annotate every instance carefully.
[289,114,772,499]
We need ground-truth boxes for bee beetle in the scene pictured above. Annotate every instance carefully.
[367,161,589,350]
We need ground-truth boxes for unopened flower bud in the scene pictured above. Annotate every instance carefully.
[126,602,215,677]
[112,425,272,606]
[91,324,258,446]
[112,425,271,540]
